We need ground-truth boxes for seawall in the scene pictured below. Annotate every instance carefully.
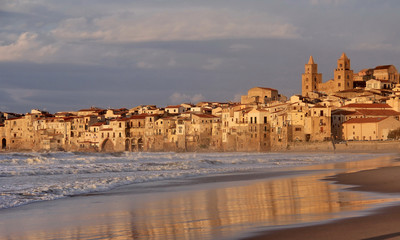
[282,140,400,153]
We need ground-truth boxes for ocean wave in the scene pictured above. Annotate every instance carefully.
[0,151,387,209]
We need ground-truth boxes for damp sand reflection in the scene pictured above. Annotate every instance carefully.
[1,155,400,240]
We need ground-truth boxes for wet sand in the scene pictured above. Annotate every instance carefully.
[245,164,400,240]
[1,154,400,240]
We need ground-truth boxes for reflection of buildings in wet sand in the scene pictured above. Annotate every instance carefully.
[9,164,398,240]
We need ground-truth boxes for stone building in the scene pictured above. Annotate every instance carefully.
[301,56,322,96]
[373,65,399,83]
[331,103,400,140]
[342,117,400,141]
[241,87,279,105]
[315,53,354,95]
[0,123,5,150]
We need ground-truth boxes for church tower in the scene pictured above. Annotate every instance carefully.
[333,53,353,91]
[302,56,322,96]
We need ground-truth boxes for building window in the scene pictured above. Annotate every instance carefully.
[338,83,341,87]
[338,75,341,79]
[264,117,267,124]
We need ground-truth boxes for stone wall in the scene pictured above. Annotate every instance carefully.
[283,140,400,153]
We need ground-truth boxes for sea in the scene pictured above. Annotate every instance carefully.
[0,151,384,210]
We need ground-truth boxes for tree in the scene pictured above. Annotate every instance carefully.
[388,128,400,140]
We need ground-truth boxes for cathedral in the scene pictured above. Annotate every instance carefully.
[301,53,399,97]
[302,53,354,96]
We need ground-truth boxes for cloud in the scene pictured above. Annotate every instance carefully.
[309,0,347,5]
[3,88,40,106]
[350,42,400,52]
[136,61,154,69]
[169,92,204,104]
[51,17,105,41]
[229,44,253,52]
[0,32,58,62]
[202,58,223,70]
[51,10,300,43]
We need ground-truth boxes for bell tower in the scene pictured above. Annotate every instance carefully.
[302,56,322,96]
[334,53,353,91]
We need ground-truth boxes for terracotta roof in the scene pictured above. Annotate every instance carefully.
[251,87,278,91]
[129,115,146,120]
[352,109,400,116]
[342,103,391,109]
[6,117,23,121]
[343,117,388,124]
[166,105,182,108]
[100,128,113,131]
[63,117,74,121]
[374,65,392,70]
[333,109,356,116]
[193,113,219,118]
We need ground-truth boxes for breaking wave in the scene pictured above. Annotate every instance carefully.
[0,151,383,209]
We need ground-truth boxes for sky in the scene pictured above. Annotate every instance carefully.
[1,0,400,113]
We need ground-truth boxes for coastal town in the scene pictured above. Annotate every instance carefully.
[1,53,400,152]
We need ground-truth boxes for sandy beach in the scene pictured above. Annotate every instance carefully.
[245,159,400,240]
[1,153,400,240]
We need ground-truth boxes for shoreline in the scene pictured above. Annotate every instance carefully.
[0,153,399,240]
[2,140,400,154]
[244,156,400,240]
[0,151,387,211]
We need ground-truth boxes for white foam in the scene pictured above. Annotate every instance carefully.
[0,151,385,209]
